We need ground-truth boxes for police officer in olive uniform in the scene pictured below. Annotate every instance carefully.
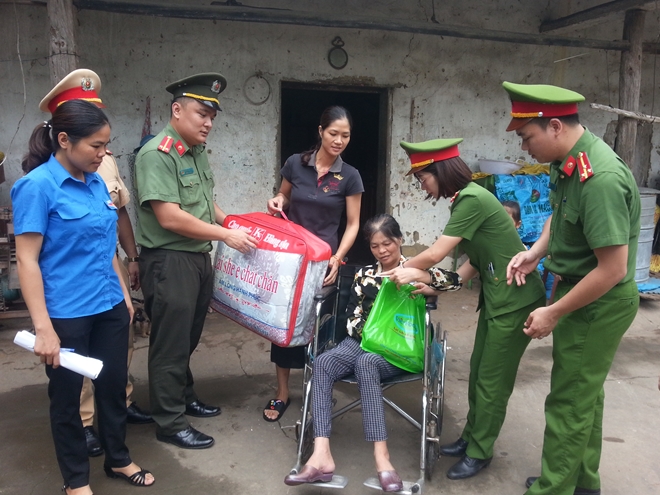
[505,82,641,495]
[389,139,546,480]
[134,73,257,449]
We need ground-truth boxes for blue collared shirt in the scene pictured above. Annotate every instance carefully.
[11,154,124,318]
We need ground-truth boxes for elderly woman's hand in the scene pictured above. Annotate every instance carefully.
[410,282,438,296]
[383,267,421,287]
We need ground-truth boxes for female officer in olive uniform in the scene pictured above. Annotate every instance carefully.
[385,139,546,480]
[504,82,640,495]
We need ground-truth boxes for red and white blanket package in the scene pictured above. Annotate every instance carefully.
[210,212,332,347]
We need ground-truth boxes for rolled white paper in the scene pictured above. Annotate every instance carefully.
[13,330,104,379]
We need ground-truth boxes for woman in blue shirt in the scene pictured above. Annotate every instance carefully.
[12,100,154,494]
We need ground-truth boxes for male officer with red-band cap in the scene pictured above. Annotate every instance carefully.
[134,73,257,449]
[504,82,641,495]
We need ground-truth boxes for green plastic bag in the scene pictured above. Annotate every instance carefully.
[360,278,426,373]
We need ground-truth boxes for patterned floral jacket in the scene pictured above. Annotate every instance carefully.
[345,256,461,340]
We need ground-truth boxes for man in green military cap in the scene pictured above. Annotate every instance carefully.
[135,73,258,449]
[504,82,641,495]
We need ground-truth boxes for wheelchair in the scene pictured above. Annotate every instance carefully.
[289,265,448,494]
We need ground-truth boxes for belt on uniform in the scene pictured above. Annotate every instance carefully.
[557,275,583,285]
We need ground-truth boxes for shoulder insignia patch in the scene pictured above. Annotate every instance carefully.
[577,151,594,182]
[105,149,113,156]
[174,140,186,157]
[157,136,174,154]
[562,155,576,177]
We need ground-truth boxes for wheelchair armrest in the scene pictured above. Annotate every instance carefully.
[425,295,437,310]
[315,284,338,301]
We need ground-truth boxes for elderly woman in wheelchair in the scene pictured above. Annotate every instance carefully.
[284,214,461,492]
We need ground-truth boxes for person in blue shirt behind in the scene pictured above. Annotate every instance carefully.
[12,100,154,494]
[502,200,554,300]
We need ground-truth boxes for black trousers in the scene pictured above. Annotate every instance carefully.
[139,248,213,435]
[48,301,131,489]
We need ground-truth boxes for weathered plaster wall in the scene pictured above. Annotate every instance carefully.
[1,1,658,264]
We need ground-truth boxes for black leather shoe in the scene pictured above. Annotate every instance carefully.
[156,426,215,449]
[440,437,468,457]
[84,426,103,457]
[525,476,601,494]
[446,455,491,480]
[126,402,154,424]
[185,400,221,418]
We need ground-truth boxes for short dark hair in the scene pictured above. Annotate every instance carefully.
[363,213,403,243]
[301,106,353,166]
[501,200,521,223]
[421,156,473,199]
[532,114,580,130]
[22,99,110,174]
[170,96,195,117]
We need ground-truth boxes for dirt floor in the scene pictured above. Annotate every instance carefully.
[0,286,659,495]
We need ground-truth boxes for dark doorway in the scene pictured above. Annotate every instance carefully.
[280,83,389,265]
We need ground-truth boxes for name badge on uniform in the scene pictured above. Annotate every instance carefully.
[179,168,194,176]
[105,200,117,210]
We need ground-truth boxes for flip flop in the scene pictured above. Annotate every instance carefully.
[263,398,291,422]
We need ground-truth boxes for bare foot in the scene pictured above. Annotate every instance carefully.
[375,457,396,473]
[110,462,155,486]
[264,394,289,421]
[305,451,336,474]
[374,441,396,472]
[265,365,291,421]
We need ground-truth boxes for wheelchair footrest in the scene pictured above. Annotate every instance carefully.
[309,474,348,489]
[363,477,421,494]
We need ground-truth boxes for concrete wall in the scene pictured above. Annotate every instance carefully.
[1,1,658,263]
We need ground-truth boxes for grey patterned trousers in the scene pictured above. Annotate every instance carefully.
[312,336,403,442]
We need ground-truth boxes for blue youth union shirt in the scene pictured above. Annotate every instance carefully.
[11,154,124,318]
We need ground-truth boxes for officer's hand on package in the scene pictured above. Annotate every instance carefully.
[523,305,559,340]
[507,250,541,286]
[225,229,258,254]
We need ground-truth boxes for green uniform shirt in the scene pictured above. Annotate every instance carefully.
[135,123,216,252]
[545,128,640,283]
[443,182,546,319]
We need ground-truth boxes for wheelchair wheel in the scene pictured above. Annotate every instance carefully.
[424,328,447,481]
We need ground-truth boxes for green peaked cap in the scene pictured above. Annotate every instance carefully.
[166,72,227,111]
[400,138,463,155]
[400,138,463,175]
[502,82,584,131]
[502,82,584,104]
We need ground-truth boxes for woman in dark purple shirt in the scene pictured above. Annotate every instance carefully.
[264,106,364,422]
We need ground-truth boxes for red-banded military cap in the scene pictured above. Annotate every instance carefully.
[39,69,104,114]
[166,73,227,111]
[400,138,463,176]
[502,81,585,132]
